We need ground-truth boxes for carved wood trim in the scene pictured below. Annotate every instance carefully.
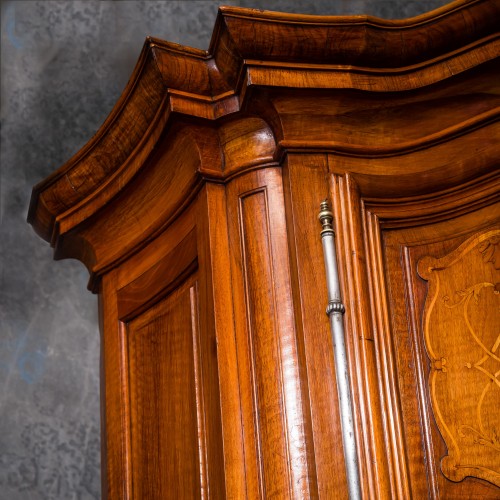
[28,1,500,261]
[358,177,500,496]
[363,209,412,499]
[326,169,500,497]
[329,173,389,498]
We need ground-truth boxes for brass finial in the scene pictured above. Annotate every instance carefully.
[318,199,334,235]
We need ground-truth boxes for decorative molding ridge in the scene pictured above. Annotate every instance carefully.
[28,0,500,246]
[214,0,498,68]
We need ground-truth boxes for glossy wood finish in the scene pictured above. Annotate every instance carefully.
[29,1,500,498]
[127,274,204,498]
[419,230,500,487]
[381,209,499,499]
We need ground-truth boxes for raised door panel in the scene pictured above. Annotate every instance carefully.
[225,167,317,498]
[381,204,500,498]
[99,197,228,499]
[418,230,500,487]
[127,274,204,499]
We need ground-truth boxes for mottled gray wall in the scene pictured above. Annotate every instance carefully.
[1,0,450,498]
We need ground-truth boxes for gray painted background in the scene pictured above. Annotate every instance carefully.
[1,1,450,498]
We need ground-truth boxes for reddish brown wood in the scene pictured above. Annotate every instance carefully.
[29,1,500,498]
[282,154,348,498]
[127,274,203,497]
[381,208,500,498]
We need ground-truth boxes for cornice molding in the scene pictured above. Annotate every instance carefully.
[28,0,500,261]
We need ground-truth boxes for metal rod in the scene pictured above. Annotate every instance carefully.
[318,199,362,500]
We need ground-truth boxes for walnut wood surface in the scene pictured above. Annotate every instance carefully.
[28,0,499,252]
[418,230,500,487]
[28,1,500,498]
[127,274,204,498]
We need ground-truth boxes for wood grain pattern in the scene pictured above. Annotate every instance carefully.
[418,229,500,487]
[28,2,500,498]
[127,275,204,498]
[226,168,316,498]
[28,0,499,254]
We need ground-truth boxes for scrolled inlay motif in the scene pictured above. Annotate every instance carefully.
[418,229,500,487]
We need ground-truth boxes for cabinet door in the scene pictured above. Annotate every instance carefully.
[375,196,500,497]
[324,164,500,498]
[99,190,232,499]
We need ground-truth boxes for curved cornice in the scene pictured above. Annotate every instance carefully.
[28,0,500,246]
[213,1,499,66]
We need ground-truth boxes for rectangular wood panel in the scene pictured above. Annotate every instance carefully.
[239,187,291,497]
[126,274,206,499]
[226,168,315,498]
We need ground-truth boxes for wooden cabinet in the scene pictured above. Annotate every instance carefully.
[28,1,499,498]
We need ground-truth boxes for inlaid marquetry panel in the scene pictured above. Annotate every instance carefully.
[418,229,500,487]
[127,274,207,499]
